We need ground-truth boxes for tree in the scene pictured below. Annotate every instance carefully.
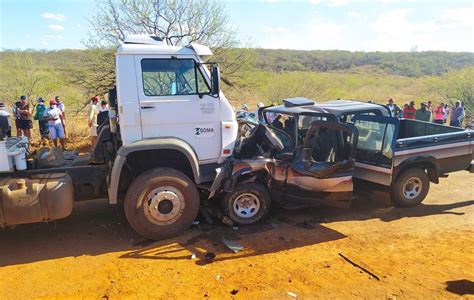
[0,51,59,106]
[76,0,253,95]
[67,48,116,98]
[431,66,474,116]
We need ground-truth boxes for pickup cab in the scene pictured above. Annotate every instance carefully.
[215,98,474,225]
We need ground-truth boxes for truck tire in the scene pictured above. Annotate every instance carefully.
[124,168,199,240]
[223,182,270,225]
[392,168,430,207]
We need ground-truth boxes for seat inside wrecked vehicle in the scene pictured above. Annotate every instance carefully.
[235,124,286,159]
[292,121,357,178]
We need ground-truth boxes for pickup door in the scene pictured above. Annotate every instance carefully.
[286,121,359,208]
[351,115,398,186]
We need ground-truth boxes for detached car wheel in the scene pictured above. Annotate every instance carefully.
[223,182,270,225]
[124,168,199,240]
[392,168,430,207]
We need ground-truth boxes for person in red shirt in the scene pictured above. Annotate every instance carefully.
[402,101,417,119]
[433,102,445,124]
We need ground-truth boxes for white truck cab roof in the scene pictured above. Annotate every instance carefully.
[117,34,213,57]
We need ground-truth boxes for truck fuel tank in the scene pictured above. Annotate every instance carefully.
[0,173,74,227]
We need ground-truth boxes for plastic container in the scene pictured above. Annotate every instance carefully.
[8,145,27,171]
[0,141,14,172]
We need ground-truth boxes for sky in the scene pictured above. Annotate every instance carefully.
[0,0,473,52]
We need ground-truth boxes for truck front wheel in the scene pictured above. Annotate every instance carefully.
[392,168,430,207]
[124,168,199,240]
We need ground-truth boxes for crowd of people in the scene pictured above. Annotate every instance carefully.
[0,94,109,150]
[0,95,67,149]
[386,98,465,127]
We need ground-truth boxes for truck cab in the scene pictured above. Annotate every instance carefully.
[115,35,237,164]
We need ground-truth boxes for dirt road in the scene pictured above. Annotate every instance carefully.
[1,171,473,299]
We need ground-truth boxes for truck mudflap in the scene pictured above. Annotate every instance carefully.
[0,173,74,227]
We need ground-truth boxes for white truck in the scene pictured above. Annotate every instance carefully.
[0,35,238,240]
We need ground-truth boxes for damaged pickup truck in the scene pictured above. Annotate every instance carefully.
[210,98,474,225]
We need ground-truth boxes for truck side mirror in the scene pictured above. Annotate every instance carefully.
[210,64,220,97]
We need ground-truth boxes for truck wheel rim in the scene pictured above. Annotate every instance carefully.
[233,193,260,219]
[403,177,422,200]
[144,186,185,225]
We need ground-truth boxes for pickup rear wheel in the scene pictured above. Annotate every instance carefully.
[124,168,199,240]
[392,168,430,207]
[223,182,270,225]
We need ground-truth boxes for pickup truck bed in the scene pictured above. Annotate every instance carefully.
[353,116,473,186]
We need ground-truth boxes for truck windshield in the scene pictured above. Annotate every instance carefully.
[141,59,210,96]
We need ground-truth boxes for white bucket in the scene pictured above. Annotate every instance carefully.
[8,146,27,171]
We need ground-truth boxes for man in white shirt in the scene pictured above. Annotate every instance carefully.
[87,96,100,146]
[386,98,402,118]
[55,96,66,137]
[43,100,65,150]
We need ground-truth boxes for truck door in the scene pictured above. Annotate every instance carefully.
[135,56,221,162]
[286,121,358,208]
[350,115,398,186]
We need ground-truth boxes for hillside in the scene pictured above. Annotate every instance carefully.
[253,49,474,77]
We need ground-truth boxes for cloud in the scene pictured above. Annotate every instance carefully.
[44,35,63,39]
[25,34,31,38]
[40,12,65,22]
[259,13,348,50]
[346,11,361,18]
[308,0,349,6]
[262,0,278,3]
[436,7,474,29]
[48,24,64,31]
[41,41,49,45]
[369,7,473,51]
[327,0,350,7]
[262,26,288,33]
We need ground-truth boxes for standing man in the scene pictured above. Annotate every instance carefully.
[442,103,450,124]
[402,101,417,120]
[12,101,21,136]
[33,97,49,141]
[87,96,100,147]
[450,101,465,127]
[427,101,433,112]
[55,96,66,137]
[387,98,402,118]
[17,95,33,139]
[415,102,431,122]
[432,102,445,124]
[0,102,12,137]
[99,100,109,112]
[43,99,65,149]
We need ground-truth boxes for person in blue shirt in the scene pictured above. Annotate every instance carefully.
[450,101,465,127]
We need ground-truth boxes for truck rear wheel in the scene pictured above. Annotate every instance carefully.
[124,168,199,240]
[392,168,430,207]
